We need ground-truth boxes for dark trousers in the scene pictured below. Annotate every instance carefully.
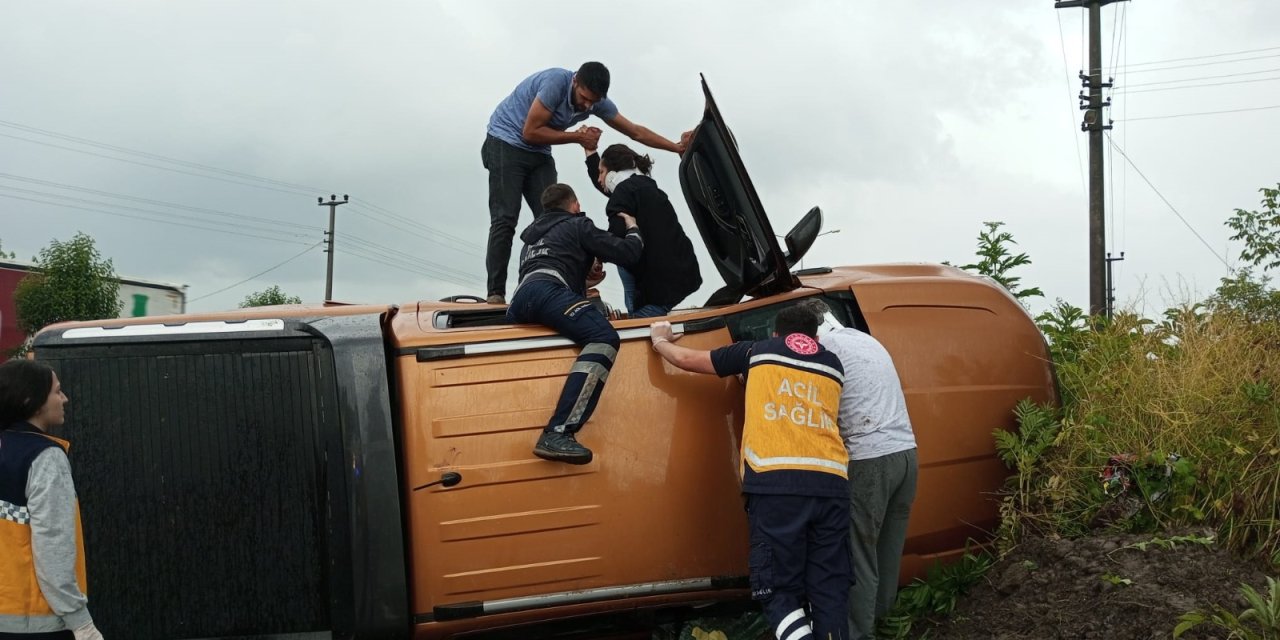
[482,135,558,297]
[747,493,852,640]
[0,632,74,639]
[506,279,620,434]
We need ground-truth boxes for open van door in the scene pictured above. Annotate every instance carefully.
[680,76,807,306]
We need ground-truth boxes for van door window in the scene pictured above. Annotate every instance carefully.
[724,294,859,342]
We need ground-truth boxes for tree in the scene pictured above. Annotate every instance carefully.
[1225,183,1280,272]
[1211,183,1280,323]
[14,233,121,336]
[952,221,1044,303]
[0,238,14,259]
[240,285,302,308]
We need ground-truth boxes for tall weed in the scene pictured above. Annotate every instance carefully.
[1019,309,1280,558]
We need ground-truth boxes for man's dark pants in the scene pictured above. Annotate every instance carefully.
[747,493,852,640]
[483,135,558,298]
[506,279,619,434]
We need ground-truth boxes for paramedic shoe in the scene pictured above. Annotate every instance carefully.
[533,431,593,465]
[486,294,506,305]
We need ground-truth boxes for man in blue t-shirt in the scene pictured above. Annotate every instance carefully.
[482,62,684,304]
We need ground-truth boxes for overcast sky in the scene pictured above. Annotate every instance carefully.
[2,1,1277,316]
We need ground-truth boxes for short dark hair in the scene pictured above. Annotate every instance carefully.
[540,183,578,212]
[774,303,820,338]
[600,143,653,175]
[0,359,55,425]
[576,62,610,98]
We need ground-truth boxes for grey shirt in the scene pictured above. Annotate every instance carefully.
[819,327,917,461]
[27,447,92,630]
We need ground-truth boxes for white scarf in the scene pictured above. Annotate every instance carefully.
[603,168,640,194]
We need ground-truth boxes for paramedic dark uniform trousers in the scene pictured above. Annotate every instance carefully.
[748,494,851,640]
[708,334,853,640]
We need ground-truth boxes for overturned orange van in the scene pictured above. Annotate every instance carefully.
[32,80,1056,639]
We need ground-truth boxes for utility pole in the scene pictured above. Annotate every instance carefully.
[1055,0,1128,317]
[1105,251,1125,318]
[319,194,349,300]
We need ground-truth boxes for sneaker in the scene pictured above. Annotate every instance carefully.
[533,431,593,465]
[486,294,506,305]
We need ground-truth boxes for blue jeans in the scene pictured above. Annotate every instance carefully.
[616,266,672,318]
[507,278,620,435]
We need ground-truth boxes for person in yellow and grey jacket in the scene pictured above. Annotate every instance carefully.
[0,360,103,640]
[650,303,852,640]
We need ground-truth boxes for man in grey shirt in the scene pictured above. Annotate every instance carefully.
[814,305,918,640]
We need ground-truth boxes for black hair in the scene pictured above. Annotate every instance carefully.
[0,359,55,425]
[774,304,820,338]
[600,143,653,175]
[540,183,578,212]
[576,61,611,98]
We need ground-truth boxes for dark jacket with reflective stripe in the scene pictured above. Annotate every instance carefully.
[516,208,643,296]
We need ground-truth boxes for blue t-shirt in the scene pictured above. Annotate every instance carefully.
[486,68,619,154]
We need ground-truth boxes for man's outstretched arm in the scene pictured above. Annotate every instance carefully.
[604,113,682,154]
[650,321,717,374]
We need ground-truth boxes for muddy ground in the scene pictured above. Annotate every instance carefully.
[918,530,1274,640]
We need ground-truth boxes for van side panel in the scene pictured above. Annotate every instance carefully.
[32,313,409,640]
[395,328,750,623]
[851,279,1056,581]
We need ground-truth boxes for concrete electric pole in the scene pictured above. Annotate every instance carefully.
[319,194,349,300]
[1055,0,1129,317]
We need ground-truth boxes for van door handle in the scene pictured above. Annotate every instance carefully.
[415,472,462,490]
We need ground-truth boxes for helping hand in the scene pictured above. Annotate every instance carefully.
[649,321,684,349]
[586,259,606,288]
[72,621,104,640]
[617,212,637,229]
[576,125,602,152]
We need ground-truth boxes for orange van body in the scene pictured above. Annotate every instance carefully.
[34,264,1053,640]
[389,264,1054,638]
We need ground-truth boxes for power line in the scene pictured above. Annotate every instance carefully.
[188,242,323,303]
[1121,53,1280,75]
[348,200,485,253]
[342,244,479,289]
[1057,11,1088,195]
[344,204,485,259]
[0,192,314,246]
[1116,66,1280,89]
[0,119,330,194]
[0,132,316,197]
[0,172,317,232]
[1104,135,1230,270]
[0,185,314,241]
[0,118,490,260]
[1116,44,1280,69]
[0,118,485,252]
[1119,103,1280,122]
[1116,75,1280,95]
[343,233,483,285]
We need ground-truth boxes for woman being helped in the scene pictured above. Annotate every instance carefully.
[0,361,103,640]
[585,141,701,318]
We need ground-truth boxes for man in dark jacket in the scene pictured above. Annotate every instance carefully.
[506,183,642,464]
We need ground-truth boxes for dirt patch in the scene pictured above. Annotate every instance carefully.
[919,530,1274,640]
